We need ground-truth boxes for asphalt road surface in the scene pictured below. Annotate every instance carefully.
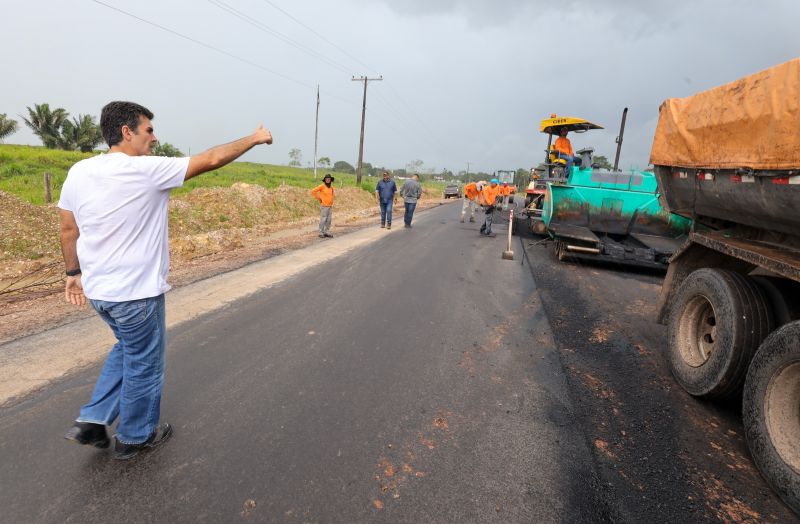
[0,204,602,523]
[1,201,796,522]
[521,226,797,522]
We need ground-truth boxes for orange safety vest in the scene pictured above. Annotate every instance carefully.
[464,182,480,200]
[554,136,574,156]
[311,184,335,206]
[481,184,501,206]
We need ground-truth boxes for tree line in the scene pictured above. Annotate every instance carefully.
[287,148,396,178]
[0,103,182,156]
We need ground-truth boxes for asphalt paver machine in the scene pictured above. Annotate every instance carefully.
[521,109,691,270]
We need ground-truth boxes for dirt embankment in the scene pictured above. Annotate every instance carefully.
[0,183,446,344]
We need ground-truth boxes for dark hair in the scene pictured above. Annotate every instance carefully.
[100,101,154,147]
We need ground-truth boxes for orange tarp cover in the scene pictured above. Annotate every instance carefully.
[650,58,800,170]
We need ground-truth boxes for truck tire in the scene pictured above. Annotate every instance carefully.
[743,321,800,514]
[752,276,800,328]
[668,269,774,400]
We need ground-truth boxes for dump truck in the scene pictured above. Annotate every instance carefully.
[652,58,800,514]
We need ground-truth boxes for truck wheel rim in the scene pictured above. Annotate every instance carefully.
[677,295,717,367]
[766,360,800,474]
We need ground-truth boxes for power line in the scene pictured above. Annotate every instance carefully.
[207,0,355,76]
[384,80,454,155]
[259,0,379,76]
[88,0,364,109]
[249,0,451,156]
[207,1,427,143]
[88,0,443,166]
[89,0,315,90]
[210,0,455,163]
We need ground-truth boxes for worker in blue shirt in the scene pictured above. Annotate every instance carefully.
[375,171,398,229]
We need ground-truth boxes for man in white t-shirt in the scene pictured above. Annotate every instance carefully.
[60,101,272,460]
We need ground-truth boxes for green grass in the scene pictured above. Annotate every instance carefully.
[175,161,365,196]
[0,144,445,204]
[0,145,94,205]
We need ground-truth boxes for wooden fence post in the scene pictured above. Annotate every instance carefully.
[44,172,52,204]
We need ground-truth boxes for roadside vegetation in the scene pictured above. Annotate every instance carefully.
[0,144,444,205]
[0,144,445,287]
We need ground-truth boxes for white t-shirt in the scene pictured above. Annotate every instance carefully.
[58,152,190,302]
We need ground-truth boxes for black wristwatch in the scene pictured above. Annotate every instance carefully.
[65,268,82,277]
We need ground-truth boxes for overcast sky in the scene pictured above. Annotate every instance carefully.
[2,0,798,174]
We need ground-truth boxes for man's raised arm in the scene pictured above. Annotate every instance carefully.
[186,124,273,180]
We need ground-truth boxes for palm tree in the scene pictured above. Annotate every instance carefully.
[0,114,18,142]
[59,114,103,152]
[22,103,69,149]
[151,141,184,157]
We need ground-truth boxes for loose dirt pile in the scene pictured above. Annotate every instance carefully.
[0,184,377,286]
[0,191,60,278]
[168,183,377,259]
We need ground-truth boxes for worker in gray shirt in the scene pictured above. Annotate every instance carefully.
[400,174,423,228]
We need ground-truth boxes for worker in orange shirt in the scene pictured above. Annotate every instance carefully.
[460,180,484,223]
[310,173,335,238]
[554,127,576,176]
[500,182,512,210]
[479,178,501,236]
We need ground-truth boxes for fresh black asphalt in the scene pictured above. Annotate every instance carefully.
[522,231,797,522]
[0,204,602,523]
[4,202,793,522]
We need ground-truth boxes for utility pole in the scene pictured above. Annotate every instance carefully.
[313,85,320,179]
[352,75,382,185]
[466,162,471,183]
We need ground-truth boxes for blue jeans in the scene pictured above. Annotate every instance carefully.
[380,201,393,225]
[404,202,417,226]
[480,206,495,235]
[77,294,166,444]
[555,152,575,175]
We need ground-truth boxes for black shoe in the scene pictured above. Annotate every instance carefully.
[113,423,173,460]
[324,233,333,238]
[64,422,110,449]
[318,233,325,238]
[404,224,411,228]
